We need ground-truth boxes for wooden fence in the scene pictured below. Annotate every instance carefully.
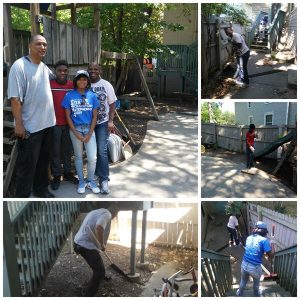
[43,16,101,65]
[201,15,232,84]
[247,203,297,251]
[201,123,296,159]
[111,202,198,248]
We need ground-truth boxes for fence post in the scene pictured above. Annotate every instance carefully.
[30,3,41,35]
[240,126,243,153]
[216,18,222,73]
[3,202,22,296]
[201,20,209,84]
[214,123,218,146]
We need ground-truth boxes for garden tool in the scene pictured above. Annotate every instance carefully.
[263,224,278,280]
[115,110,136,146]
[86,225,132,281]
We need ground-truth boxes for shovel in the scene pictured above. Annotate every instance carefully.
[86,225,132,281]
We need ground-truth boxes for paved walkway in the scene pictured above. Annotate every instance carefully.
[222,51,297,99]
[201,156,296,198]
[47,112,198,198]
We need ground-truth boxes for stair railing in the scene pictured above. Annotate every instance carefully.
[273,244,297,296]
[268,9,286,51]
[247,11,269,47]
[201,248,232,296]
[3,201,80,296]
[184,41,198,87]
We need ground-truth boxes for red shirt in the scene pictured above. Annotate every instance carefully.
[50,80,73,125]
[246,130,255,147]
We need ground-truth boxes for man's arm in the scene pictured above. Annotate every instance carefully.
[95,224,105,251]
[266,241,275,260]
[11,97,26,139]
[108,102,116,133]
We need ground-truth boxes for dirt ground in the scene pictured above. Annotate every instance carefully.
[203,147,296,193]
[39,213,198,297]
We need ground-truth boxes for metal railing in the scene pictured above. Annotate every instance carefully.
[4,201,80,296]
[268,9,286,51]
[201,248,232,297]
[274,245,297,296]
[247,11,269,47]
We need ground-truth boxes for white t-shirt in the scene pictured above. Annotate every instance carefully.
[90,79,117,125]
[74,208,112,250]
[7,56,56,133]
[227,215,239,229]
[231,32,249,56]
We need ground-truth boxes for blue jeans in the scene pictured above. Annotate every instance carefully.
[238,260,262,296]
[94,122,109,183]
[69,125,97,183]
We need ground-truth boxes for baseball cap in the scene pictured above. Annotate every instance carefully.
[74,70,89,79]
[255,221,268,230]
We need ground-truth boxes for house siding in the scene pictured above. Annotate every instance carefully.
[235,102,297,126]
[286,6,297,55]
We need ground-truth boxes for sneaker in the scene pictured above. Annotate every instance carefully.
[100,180,110,194]
[51,176,61,190]
[86,181,100,194]
[236,289,241,296]
[64,172,79,184]
[77,181,86,194]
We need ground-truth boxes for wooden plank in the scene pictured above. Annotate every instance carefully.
[78,29,83,64]
[3,121,14,128]
[66,24,73,64]
[83,29,89,63]
[72,25,78,64]
[101,50,135,60]
[43,16,53,64]
[30,3,40,35]
[59,22,67,60]
[52,19,59,64]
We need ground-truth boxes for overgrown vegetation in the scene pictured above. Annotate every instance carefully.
[249,201,296,217]
[201,102,235,125]
[10,3,196,56]
[201,3,250,26]
[225,201,244,215]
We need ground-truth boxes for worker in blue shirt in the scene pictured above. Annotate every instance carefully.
[237,221,275,297]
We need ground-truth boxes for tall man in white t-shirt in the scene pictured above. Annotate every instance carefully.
[8,35,56,197]
[227,213,241,246]
[74,204,119,296]
[87,62,117,194]
[225,27,250,87]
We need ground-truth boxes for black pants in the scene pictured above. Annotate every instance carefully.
[51,125,73,176]
[246,146,254,169]
[227,226,239,245]
[74,243,105,296]
[15,127,54,197]
[237,50,250,84]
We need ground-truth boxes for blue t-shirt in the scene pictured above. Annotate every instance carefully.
[62,89,99,126]
[243,234,272,265]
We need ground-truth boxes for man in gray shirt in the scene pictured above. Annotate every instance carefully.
[8,34,56,197]
[225,27,250,87]
[74,204,119,296]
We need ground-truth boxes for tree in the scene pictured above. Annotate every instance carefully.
[201,3,250,26]
[201,102,235,125]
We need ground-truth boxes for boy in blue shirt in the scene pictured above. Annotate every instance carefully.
[237,221,275,296]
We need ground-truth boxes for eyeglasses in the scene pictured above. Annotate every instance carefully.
[81,95,87,105]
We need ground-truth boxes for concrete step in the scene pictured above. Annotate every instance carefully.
[226,282,291,297]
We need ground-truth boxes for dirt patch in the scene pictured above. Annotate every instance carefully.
[39,213,198,297]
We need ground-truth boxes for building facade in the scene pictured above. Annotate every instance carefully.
[235,102,297,126]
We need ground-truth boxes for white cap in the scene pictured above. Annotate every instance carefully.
[74,70,89,79]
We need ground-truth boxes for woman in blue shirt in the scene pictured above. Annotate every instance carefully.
[62,70,100,194]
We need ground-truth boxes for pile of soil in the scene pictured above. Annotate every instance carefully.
[39,213,198,297]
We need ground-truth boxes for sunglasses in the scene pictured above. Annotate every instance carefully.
[81,95,87,105]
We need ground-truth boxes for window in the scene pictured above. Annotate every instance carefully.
[248,102,251,108]
[248,116,254,125]
[265,114,273,125]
